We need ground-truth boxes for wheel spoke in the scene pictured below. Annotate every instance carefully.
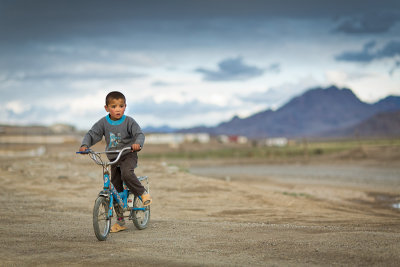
[93,197,111,241]
[131,196,150,230]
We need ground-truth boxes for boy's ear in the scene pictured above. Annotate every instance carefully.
[104,105,109,112]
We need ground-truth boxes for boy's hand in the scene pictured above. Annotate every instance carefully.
[79,146,88,153]
[131,144,141,152]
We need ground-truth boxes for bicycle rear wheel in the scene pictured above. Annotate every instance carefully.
[131,196,150,230]
[93,196,111,241]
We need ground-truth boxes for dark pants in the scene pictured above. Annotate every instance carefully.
[111,152,146,197]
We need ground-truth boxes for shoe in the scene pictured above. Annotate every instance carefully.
[110,223,126,233]
[141,193,152,207]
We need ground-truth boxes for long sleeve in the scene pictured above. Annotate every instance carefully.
[81,119,104,147]
[129,118,145,148]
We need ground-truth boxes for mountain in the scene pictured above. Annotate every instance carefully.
[143,125,178,133]
[326,110,400,138]
[373,95,400,113]
[180,85,400,138]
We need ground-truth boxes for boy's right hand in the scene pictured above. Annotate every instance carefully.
[79,146,88,153]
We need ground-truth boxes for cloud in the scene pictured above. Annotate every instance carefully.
[1,1,398,49]
[1,0,399,130]
[151,80,185,87]
[335,41,377,62]
[266,63,281,73]
[335,11,400,34]
[4,69,145,82]
[335,40,400,63]
[378,41,400,58]
[151,81,171,87]
[195,57,266,81]
[389,61,400,76]
[240,90,289,108]
[239,77,320,110]
[0,103,70,126]
[5,101,31,115]
[129,98,232,118]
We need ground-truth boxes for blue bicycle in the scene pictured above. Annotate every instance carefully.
[77,147,150,241]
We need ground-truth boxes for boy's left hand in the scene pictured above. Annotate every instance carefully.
[131,144,141,152]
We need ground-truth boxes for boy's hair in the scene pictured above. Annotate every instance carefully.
[106,91,126,105]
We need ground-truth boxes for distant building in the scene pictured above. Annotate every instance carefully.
[145,133,210,146]
[218,135,248,144]
[264,137,288,147]
[217,135,229,144]
[184,133,210,143]
[0,125,52,135]
[0,124,80,144]
[50,124,76,134]
[145,133,185,145]
[0,124,77,135]
[0,135,79,144]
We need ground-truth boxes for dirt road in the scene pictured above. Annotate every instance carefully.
[0,144,399,266]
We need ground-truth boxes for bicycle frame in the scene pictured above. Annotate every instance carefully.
[102,172,148,219]
[78,147,147,219]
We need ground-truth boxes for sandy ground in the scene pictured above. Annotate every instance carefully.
[0,143,399,266]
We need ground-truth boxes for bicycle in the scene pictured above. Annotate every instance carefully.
[77,147,150,241]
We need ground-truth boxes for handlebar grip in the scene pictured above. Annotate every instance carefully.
[76,150,90,154]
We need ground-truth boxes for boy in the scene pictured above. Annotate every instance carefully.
[79,91,152,233]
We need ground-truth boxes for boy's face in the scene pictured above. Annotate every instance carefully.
[104,98,126,120]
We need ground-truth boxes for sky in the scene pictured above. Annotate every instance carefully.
[1,0,400,130]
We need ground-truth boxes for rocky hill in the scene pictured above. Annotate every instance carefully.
[180,86,400,138]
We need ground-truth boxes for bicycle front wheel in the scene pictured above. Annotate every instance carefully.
[131,196,150,230]
[93,196,111,241]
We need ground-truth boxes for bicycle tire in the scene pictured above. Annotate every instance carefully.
[131,196,150,230]
[93,196,111,241]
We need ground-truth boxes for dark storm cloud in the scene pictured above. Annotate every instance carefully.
[335,40,400,63]
[335,41,377,62]
[2,0,398,44]
[4,70,145,82]
[195,57,265,81]
[335,11,400,34]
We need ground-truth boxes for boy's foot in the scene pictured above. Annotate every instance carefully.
[110,223,126,233]
[141,193,152,206]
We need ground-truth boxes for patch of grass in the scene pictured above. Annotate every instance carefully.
[141,138,400,160]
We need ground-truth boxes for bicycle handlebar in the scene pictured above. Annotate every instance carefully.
[76,147,133,166]
[108,147,133,165]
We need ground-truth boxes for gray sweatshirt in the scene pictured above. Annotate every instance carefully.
[81,115,145,159]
